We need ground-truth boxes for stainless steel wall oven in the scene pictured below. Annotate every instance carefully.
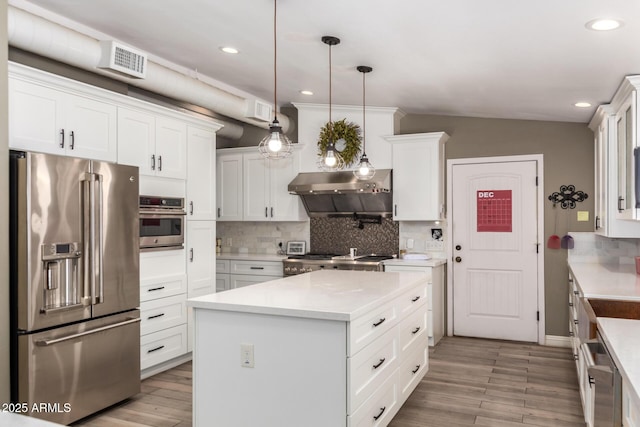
[139,196,185,251]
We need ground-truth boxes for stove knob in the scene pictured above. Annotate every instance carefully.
[291,267,298,274]
[284,266,291,273]
[306,267,313,273]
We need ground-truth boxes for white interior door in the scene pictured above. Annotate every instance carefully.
[452,160,539,342]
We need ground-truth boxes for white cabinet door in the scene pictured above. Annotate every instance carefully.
[187,221,216,297]
[187,126,216,220]
[387,133,447,221]
[269,154,305,221]
[216,153,243,221]
[216,274,230,293]
[65,94,117,162]
[9,78,116,161]
[117,107,156,175]
[155,117,187,179]
[243,153,270,221]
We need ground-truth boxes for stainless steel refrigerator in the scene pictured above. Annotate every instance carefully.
[9,150,141,425]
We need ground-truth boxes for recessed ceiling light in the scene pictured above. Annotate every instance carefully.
[586,18,623,31]
[220,46,239,54]
[300,90,313,96]
[574,102,592,108]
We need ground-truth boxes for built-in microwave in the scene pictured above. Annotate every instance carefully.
[139,196,186,251]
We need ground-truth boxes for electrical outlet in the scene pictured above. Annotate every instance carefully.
[407,239,414,249]
[240,343,254,368]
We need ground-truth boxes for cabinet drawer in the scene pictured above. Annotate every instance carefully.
[140,275,187,302]
[230,260,282,276]
[396,283,428,316]
[140,294,187,336]
[216,273,231,292]
[398,308,428,354]
[140,324,188,370]
[349,299,399,356]
[230,274,278,289]
[348,370,399,427]
[399,344,428,402]
[348,328,398,414]
[216,259,230,273]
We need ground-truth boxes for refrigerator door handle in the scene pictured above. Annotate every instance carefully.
[35,317,141,346]
[96,173,104,304]
[83,172,104,305]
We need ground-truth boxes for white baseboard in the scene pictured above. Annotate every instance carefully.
[141,352,192,380]
[544,335,572,348]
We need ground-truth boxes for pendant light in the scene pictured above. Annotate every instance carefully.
[354,65,375,180]
[320,35,344,170]
[258,0,293,159]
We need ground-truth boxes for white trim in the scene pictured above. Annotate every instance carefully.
[446,154,546,345]
[141,352,192,380]
[545,335,572,348]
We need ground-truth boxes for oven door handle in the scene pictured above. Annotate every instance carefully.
[140,209,187,216]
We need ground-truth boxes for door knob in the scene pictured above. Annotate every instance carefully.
[455,256,462,263]
[455,245,462,251]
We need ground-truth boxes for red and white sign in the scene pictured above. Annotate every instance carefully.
[477,190,512,232]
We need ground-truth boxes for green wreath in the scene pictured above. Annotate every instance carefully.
[317,119,362,167]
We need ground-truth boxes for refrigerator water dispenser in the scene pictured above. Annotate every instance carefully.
[41,242,81,311]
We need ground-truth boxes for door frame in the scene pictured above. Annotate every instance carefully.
[446,154,545,344]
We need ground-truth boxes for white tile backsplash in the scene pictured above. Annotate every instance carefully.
[216,222,310,255]
[399,221,447,258]
[568,232,640,264]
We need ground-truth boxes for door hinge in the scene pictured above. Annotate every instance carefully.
[536,311,540,321]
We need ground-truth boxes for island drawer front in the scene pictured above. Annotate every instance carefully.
[623,379,640,427]
[399,344,428,402]
[229,260,282,276]
[140,294,187,336]
[140,274,187,302]
[216,259,230,274]
[398,308,428,354]
[396,283,428,316]
[348,370,399,427]
[347,328,399,413]
[349,299,399,356]
[140,324,187,370]
[230,274,278,289]
[384,265,433,283]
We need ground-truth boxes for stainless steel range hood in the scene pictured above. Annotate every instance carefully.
[288,169,393,217]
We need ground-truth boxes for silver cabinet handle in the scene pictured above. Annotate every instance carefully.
[59,129,65,148]
[36,317,140,346]
[158,155,162,171]
[70,130,75,149]
[151,154,156,170]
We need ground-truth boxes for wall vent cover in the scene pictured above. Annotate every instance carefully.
[245,99,272,122]
[98,41,147,79]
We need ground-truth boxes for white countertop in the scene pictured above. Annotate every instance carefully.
[188,269,429,321]
[568,262,640,301]
[0,413,65,427]
[217,253,287,262]
[384,258,447,267]
[596,317,640,407]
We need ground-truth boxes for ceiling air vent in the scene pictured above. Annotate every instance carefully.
[245,99,273,122]
[98,41,147,79]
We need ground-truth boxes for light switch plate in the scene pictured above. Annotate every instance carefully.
[240,343,254,368]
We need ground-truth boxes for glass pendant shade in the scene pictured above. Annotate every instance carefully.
[355,153,375,180]
[259,118,292,159]
[318,140,345,171]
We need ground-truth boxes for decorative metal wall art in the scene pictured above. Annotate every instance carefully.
[548,185,588,209]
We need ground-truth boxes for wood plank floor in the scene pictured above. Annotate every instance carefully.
[73,336,585,427]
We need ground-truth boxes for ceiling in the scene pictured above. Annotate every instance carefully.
[11,0,640,123]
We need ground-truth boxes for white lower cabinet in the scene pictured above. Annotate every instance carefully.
[383,263,445,346]
[215,259,231,292]
[140,324,188,371]
[215,258,283,292]
[623,379,640,427]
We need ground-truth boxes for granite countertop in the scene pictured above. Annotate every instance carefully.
[596,317,640,409]
[383,258,447,267]
[568,262,640,301]
[217,253,287,262]
[188,269,429,321]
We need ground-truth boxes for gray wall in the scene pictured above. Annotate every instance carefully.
[1,0,10,404]
[399,114,595,337]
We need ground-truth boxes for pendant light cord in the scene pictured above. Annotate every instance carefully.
[273,0,278,122]
[329,41,333,141]
[362,70,366,153]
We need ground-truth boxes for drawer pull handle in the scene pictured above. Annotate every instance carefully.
[148,313,165,320]
[412,326,421,334]
[372,318,386,327]
[411,296,420,302]
[574,319,579,325]
[148,286,165,292]
[568,302,573,307]
[373,406,386,421]
[569,331,574,337]
[574,290,579,295]
[250,267,264,270]
[372,358,386,369]
[574,353,578,361]
[412,364,421,374]
[148,345,165,354]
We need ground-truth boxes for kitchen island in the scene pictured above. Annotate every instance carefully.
[187,270,430,427]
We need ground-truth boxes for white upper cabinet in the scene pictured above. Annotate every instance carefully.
[9,75,117,162]
[187,126,218,220]
[385,132,448,221]
[216,152,243,221]
[216,147,306,222]
[118,107,187,179]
